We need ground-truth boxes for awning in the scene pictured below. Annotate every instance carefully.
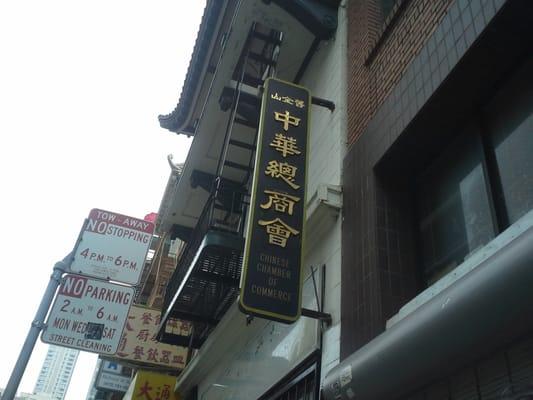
[323,226,533,400]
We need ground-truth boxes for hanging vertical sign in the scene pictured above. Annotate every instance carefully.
[240,78,310,323]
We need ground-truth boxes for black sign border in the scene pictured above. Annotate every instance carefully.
[239,77,311,323]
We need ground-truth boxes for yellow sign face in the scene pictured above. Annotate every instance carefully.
[123,371,180,400]
[114,306,188,369]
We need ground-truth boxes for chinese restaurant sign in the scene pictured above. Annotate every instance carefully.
[41,274,134,355]
[240,78,310,323]
[123,370,178,400]
[114,305,188,369]
[71,209,154,285]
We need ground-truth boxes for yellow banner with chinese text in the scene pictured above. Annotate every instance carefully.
[123,370,180,400]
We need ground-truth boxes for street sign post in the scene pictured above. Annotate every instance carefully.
[41,274,134,355]
[4,209,153,400]
[71,209,154,285]
[2,257,71,400]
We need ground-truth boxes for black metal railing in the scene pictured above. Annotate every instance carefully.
[162,186,247,314]
[159,22,282,345]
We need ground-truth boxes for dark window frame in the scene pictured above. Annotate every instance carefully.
[258,352,321,400]
[379,0,401,21]
[413,62,533,286]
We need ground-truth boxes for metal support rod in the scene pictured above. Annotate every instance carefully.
[311,96,335,112]
[310,265,321,312]
[185,324,195,365]
[2,257,69,400]
[321,264,326,314]
[294,36,320,84]
[302,264,331,326]
[301,308,332,326]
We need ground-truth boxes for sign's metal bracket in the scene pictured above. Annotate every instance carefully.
[301,307,332,326]
[311,96,335,112]
[301,264,332,326]
[186,325,195,365]
[31,320,47,330]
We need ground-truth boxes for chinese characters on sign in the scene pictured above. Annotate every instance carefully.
[270,92,306,109]
[113,305,188,369]
[240,78,311,323]
[123,371,178,400]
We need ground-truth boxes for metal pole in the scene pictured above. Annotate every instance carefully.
[2,257,69,400]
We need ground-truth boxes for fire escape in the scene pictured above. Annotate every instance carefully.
[156,0,340,353]
[157,23,283,349]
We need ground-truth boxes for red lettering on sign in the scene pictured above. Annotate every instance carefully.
[88,209,154,234]
[59,275,87,298]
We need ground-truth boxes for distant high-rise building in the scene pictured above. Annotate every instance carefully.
[33,345,79,400]
[19,393,53,400]
[84,359,101,400]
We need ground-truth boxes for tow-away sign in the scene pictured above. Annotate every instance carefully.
[41,274,134,355]
[71,209,154,285]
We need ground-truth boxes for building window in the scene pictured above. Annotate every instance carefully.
[379,0,399,20]
[259,357,319,400]
[485,65,533,227]
[416,130,495,284]
[414,59,533,286]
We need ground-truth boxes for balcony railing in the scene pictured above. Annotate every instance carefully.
[158,183,246,348]
[157,22,284,350]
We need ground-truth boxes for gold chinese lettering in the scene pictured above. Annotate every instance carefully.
[265,160,300,190]
[281,96,295,105]
[271,92,282,101]
[258,218,300,248]
[270,93,305,109]
[274,110,301,131]
[270,133,301,157]
[260,190,300,215]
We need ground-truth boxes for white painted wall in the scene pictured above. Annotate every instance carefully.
[181,2,347,398]
[300,0,347,383]
[197,275,320,400]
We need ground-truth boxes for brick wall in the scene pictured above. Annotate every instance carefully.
[341,0,515,360]
[347,0,453,144]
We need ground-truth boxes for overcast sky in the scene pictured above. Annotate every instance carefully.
[0,1,205,397]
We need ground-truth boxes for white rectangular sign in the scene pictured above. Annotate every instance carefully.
[71,209,154,285]
[41,274,134,355]
[96,371,131,393]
